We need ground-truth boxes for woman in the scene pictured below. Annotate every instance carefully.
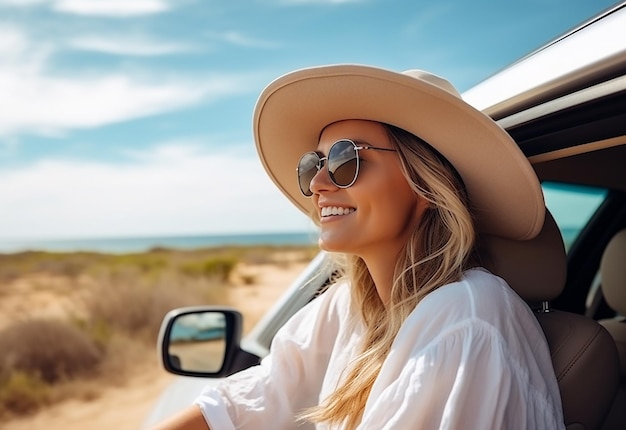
[150,65,564,429]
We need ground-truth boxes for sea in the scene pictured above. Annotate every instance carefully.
[0,228,579,255]
[0,231,319,254]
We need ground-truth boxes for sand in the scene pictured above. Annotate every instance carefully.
[1,261,308,430]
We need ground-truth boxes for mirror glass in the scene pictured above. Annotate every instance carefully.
[167,311,227,373]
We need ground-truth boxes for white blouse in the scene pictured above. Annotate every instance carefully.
[194,268,565,429]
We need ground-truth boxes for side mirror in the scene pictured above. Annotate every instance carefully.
[157,307,260,378]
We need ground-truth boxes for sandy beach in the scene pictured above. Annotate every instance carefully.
[0,254,309,430]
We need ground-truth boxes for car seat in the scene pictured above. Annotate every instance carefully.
[598,229,626,430]
[480,210,620,430]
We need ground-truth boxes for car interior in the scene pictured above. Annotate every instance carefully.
[515,104,626,430]
[598,229,626,428]
[480,209,619,430]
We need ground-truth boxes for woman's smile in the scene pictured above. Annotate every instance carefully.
[320,206,356,218]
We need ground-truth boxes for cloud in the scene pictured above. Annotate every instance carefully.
[0,24,50,67]
[402,4,453,37]
[281,0,360,5]
[67,35,195,56]
[0,69,246,138]
[281,0,362,4]
[212,31,280,49]
[0,0,47,6]
[0,144,312,239]
[53,0,171,17]
[0,0,172,16]
[0,25,250,138]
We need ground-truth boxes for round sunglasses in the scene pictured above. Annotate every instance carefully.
[296,139,397,197]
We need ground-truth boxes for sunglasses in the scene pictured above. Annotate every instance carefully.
[296,139,397,197]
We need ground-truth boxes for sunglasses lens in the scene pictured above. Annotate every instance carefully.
[328,140,358,187]
[297,152,320,196]
[297,141,360,197]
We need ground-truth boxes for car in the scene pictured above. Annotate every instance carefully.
[142,2,626,429]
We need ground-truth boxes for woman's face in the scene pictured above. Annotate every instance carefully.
[310,120,427,260]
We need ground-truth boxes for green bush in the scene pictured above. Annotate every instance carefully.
[0,371,49,416]
[109,253,167,274]
[180,256,238,282]
[72,317,113,350]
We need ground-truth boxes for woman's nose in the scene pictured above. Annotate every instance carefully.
[309,165,336,194]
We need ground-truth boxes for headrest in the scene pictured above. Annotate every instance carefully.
[600,229,626,315]
[479,209,567,303]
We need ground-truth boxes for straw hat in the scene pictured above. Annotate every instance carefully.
[253,64,545,240]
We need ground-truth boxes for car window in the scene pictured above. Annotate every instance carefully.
[542,181,607,251]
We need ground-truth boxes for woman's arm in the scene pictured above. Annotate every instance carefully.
[147,406,210,430]
[149,284,348,430]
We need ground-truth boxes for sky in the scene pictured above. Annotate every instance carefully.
[0,0,619,241]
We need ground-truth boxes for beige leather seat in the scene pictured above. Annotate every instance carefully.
[598,229,626,430]
[481,210,619,430]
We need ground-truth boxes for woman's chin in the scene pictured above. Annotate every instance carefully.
[317,234,347,253]
[317,232,354,254]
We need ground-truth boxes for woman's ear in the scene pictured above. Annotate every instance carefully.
[413,194,432,222]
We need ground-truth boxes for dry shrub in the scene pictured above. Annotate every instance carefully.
[0,251,100,281]
[240,273,258,285]
[94,334,154,385]
[0,319,102,384]
[239,246,318,266]
[0,318,102,418]
[81,272,228,344]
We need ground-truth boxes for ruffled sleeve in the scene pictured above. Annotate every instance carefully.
[194,282,351,430]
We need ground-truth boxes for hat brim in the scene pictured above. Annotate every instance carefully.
[253,64,544,240]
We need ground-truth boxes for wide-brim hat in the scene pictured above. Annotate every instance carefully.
[253,64,545,240]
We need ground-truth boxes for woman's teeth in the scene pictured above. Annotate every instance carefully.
[321,206,356,217]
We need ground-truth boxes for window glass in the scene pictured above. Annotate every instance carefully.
[542,182,607,251]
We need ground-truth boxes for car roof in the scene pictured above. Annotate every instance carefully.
[464,2,626,120]
[463,1,626,192]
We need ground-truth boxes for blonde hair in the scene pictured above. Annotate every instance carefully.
[302,123,478,429]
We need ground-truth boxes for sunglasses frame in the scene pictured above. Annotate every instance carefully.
[296,139,396,197]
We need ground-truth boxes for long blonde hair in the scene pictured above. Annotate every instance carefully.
[302,123,478,429]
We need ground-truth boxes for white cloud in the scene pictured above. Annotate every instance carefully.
[402,4,453,37]
[0,144,313,239]
[214,31,280,49]
[0,24,52,69]
[281,0,362,4]
[0,70,245,137]
[0,25,250,138]
[67,35,194,56]
[53,0,170,17]
[0,0,171,15]
[0,0,46,6]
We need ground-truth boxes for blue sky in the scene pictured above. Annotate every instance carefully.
[0,0,618,241]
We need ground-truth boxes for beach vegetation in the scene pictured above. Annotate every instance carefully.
[0,371,50,416]
[180,255,238,281]
[0,244,317,419]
